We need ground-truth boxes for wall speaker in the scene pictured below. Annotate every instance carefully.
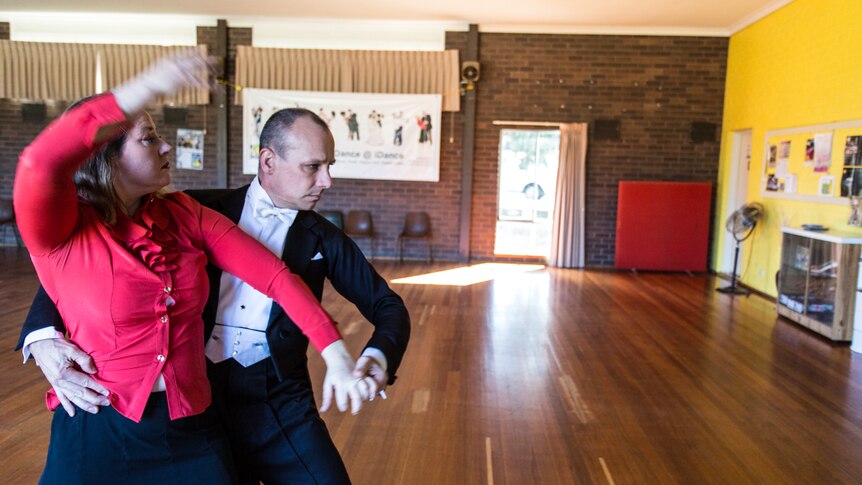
[461,61,480,83]
[21,103,47,123]
[593,119,621,141]
[690,122,717,143]
[163,106,188,125]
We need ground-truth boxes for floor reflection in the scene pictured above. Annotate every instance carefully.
[391,263,545,286]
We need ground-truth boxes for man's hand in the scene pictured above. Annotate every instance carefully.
[352,355,389,399]
[319,340,377,415]
[29,339,110,416]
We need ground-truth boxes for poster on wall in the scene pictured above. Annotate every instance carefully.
[813,132,833,173]
[776,159,789,178]
[242,88,442,182]
[176,129,204,171]
[784,173,798,194]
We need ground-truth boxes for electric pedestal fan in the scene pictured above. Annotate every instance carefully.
[717,202,764,295]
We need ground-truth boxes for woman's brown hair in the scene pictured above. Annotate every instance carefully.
[67,96,166,225]
[73,133,127,225]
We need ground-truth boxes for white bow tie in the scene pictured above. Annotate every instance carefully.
[254,204,295,223]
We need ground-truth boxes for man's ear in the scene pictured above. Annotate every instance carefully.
[259,147,276,175]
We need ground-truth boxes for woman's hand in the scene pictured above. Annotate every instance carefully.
[113,49,216,116]
[319,340,379,415]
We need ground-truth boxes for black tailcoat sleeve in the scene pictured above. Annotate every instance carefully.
[16,286,63,351]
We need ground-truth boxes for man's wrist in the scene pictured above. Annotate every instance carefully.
[22,327,65,363]
[361,347,388,373]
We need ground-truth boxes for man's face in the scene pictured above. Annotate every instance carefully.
[259,117,335,210]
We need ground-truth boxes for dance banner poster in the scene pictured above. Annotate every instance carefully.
[243,88,441,182]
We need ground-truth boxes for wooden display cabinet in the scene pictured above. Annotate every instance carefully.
[777,227,862,341]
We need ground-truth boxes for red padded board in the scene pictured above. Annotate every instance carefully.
[614,181,712,272]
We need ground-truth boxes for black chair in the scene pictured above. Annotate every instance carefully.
[318,210,344,230]
[398,212,432,263]
[344,210,374,260]
[0,197,22,248]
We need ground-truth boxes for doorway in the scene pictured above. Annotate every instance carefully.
[721,129,752,275]
[494,129,561,257]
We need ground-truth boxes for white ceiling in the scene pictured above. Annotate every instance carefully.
[0,0,794,49]
[1,0,793,33]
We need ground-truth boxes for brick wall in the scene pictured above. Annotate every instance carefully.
[0,29,726,261]
[0,99,55,245]
[460,33,728,265]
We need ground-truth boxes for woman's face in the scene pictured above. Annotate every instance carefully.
[113,113,172,202]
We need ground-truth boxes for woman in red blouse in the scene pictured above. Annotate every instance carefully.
[14,51,376,484]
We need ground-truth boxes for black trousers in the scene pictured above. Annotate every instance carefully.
[208,358,351,485]
[40,392,236,485]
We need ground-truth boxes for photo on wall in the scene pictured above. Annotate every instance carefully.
[819,175,835,196]
[765,174,780,191]
[845,135,862,166]
[778,140,791,161]
[804,138,814,166]
[841,168,862,197]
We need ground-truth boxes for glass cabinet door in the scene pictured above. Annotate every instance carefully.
[778,234,809,314]
[806,239,838,326]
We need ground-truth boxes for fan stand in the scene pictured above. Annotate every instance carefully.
[717,238,749,296]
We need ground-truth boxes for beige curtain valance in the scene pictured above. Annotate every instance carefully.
[0,41,209,105]
[235,46,460,112]
[99,44,209,105]
[0,41,98,102]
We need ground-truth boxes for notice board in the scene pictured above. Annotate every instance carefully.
[761,119,862,203]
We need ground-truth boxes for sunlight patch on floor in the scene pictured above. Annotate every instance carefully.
[391,263,545,286]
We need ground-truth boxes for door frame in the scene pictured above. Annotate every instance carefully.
[721,129,752,275]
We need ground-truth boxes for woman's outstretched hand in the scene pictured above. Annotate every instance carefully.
[113,49,216,116]
[319,340,379,415]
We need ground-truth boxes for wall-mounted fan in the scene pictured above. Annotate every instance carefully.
[717,202,764,295]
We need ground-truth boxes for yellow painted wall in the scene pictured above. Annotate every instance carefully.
[714,0,862,295]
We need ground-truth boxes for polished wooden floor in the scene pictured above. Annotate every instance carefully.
[3,247,862,484]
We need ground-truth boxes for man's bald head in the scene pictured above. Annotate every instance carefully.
[259,108,330,158]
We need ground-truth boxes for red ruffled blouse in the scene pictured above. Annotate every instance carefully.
[14,94,341,423]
